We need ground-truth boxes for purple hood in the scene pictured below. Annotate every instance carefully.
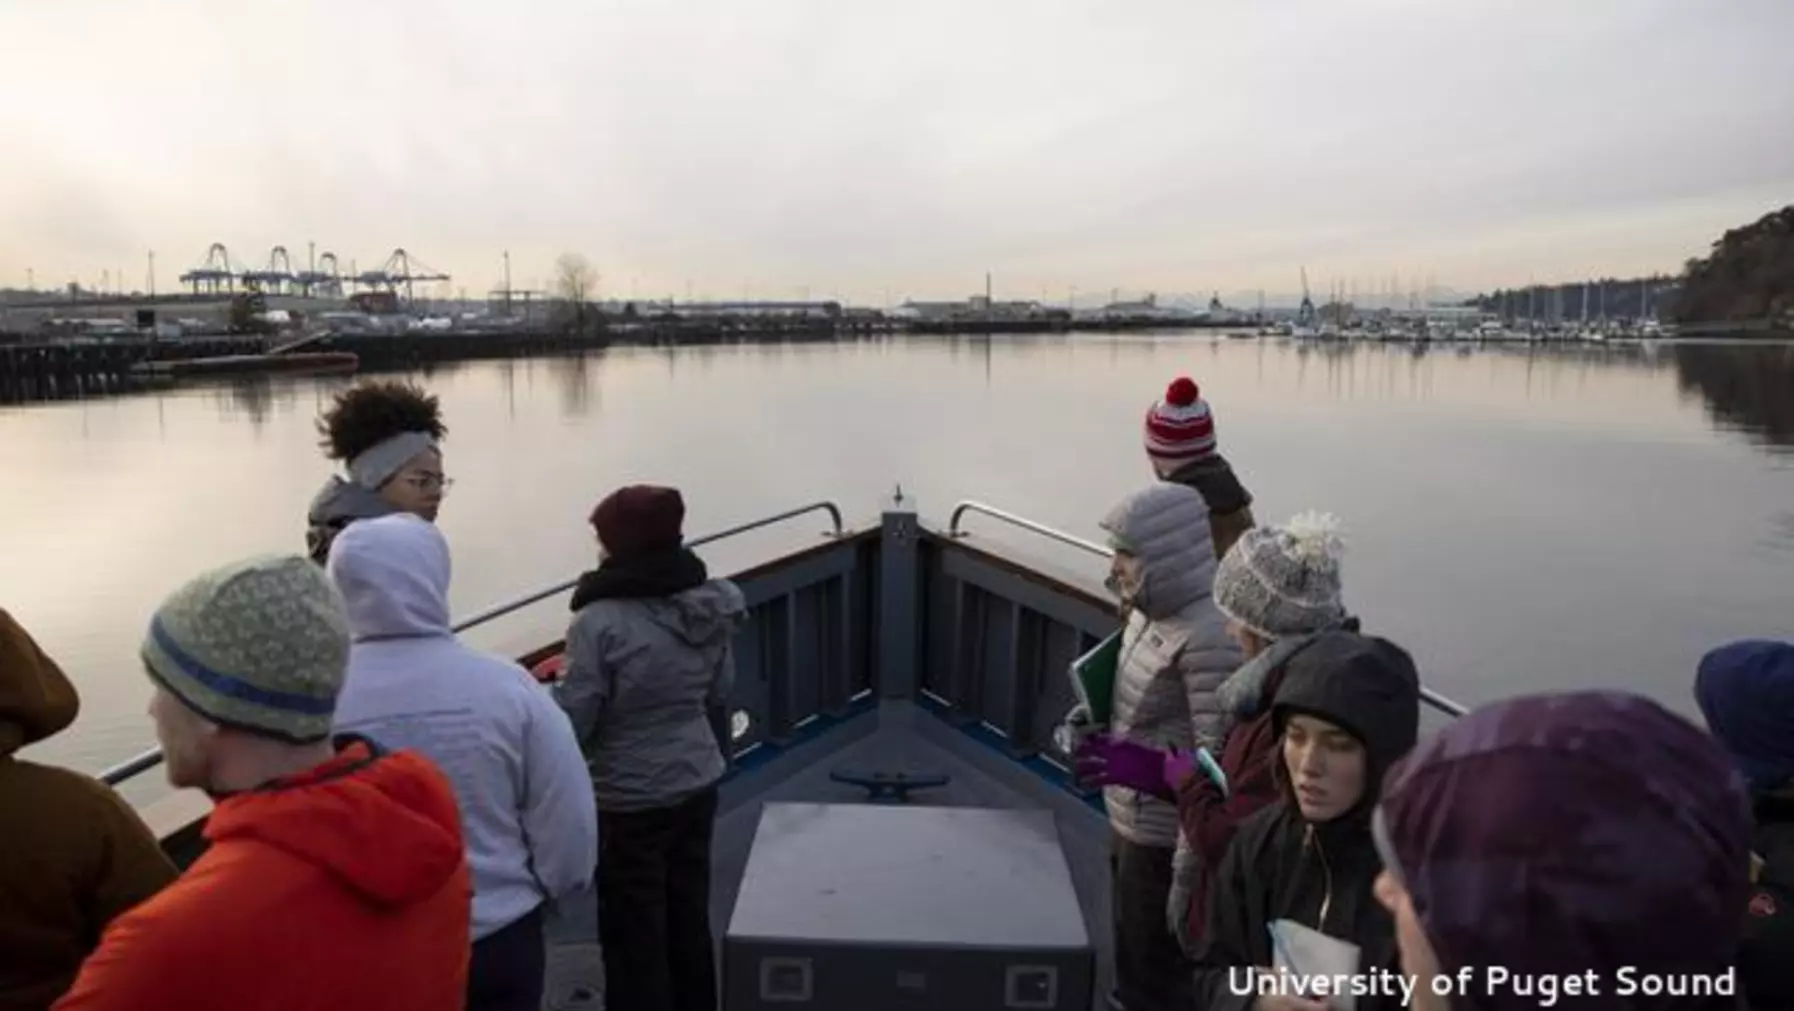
[1376,690,1752,1011]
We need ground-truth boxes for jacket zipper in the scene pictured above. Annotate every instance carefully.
[1305,824,1334,931]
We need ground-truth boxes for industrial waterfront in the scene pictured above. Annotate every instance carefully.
[2,241,1737,405]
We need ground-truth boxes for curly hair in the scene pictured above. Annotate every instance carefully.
[316,380,448,462]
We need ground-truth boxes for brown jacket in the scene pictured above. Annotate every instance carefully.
[0,610,177,1011]
[1163,455,1256,561]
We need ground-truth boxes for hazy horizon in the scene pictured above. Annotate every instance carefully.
[3,0,1792,304]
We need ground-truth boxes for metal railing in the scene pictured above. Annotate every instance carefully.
[1419,688,1469,718]
[943,499,1470,719]
[448,500,845,636]
[947,500,1113,559]
[98,499,847,787]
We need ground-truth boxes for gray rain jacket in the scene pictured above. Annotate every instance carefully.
[555,577,747,812]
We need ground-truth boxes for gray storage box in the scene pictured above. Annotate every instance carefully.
[723,802,1094,1011]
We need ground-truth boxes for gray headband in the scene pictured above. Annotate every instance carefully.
[348,430,437,491]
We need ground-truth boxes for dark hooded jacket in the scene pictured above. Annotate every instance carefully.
[305,477,401,565]
[1695,639,1794,1011]
[1163,455,1256,562]
[0,610,177,1011]
[1377,690,1753,1011]
[1172,622,1359,950]
[1189,631,1420,1011]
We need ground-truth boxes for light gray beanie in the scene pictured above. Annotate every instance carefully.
[141,554,351,743]
[1212,511,1346,639]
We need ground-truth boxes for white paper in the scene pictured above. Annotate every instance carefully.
[1268,918,1362,1011]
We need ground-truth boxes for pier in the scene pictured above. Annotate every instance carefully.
[0,336,264,403]
[0,313,912,403]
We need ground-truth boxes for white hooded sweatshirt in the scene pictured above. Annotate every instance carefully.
[327,513,597,941]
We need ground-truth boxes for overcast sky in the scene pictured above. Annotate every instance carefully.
[3,0,1791,305]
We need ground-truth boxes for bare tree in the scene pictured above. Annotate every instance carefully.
[554,253,598,332]
[556,253,596,305]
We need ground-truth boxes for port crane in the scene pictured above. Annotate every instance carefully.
[177,243,449,302]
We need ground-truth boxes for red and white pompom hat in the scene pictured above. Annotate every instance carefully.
[1143,376,1217,464]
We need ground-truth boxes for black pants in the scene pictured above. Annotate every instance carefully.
[598,785,719,1011]
[468,902,547,1011]
[1110,832,1192,1011]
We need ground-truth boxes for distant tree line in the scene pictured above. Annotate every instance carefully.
[1460,276,1668,322]
[1460,204,1794,326]
[1669,204,1794,324]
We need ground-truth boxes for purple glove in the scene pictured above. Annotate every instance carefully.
[1074,733,1175,801]
[1162,748,1197,794]
[1163,746,1230,797]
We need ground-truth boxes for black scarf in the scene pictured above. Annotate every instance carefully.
[569,547,708,611]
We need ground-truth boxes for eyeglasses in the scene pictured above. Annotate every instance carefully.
[401,473,454,492]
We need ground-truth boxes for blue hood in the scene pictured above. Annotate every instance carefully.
[1696,638,1794,792]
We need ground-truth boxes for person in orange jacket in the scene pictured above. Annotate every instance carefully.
[52,554,473,1011]
[0,610,176,1011]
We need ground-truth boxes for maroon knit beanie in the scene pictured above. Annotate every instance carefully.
[590,485,686,559]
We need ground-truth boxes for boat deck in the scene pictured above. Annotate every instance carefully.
[541,698,1114,1010]
[109,496,1465,1011]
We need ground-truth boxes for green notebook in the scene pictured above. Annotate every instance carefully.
[1069,629,1124,725]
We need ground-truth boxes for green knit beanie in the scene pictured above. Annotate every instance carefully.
[141,554,350,743]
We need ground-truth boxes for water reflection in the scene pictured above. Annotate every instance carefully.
[498,358,517,420]
[67,337,1789,463]
[1672,342,1794,453]
[205,371,425,432]
[547,351,604,418]
[1231,338,1700,409]
[7,333,1793,786]
[215,377,277,428]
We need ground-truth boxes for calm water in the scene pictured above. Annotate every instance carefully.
[4,334,1792,797]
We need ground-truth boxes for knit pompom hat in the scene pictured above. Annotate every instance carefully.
[1212,511,1347,639]
[141,554,351,743]
[1143,376,1217,464]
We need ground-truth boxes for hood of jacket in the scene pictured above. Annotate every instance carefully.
[1376,690,1753,1011]
[327,513,452,640]
[637,580,748,650]
[308,475,400,530]
[1099,483,1217,620]
[0,609,78,757]
[1269,630,1420,827]
[206,735,466,906]
[1165,454,1253,516]
[1212,618,1361,719]
[1695,638,1794,793]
